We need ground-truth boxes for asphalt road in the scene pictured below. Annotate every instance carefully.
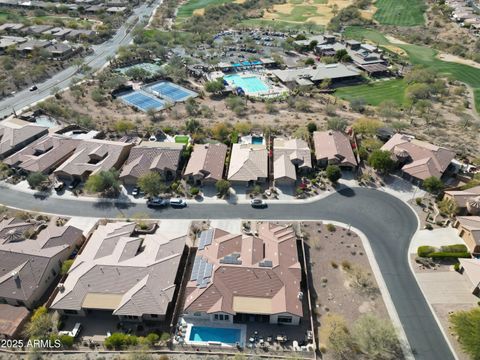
[0,0,162,118]
[0,185,454,360]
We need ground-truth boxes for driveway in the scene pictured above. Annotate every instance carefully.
[0,185,455,360]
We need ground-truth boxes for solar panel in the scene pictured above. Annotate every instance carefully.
[198,228,214,250]
[204,263,213,278]
[190,256,201,281]
[259,260,273,268]
[220,254,242,265]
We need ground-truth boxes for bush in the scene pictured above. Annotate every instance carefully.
[415,197,423,206]
[326,223,336,232]
[417,245,436,257]
[326,165,342,183]
[104,333,138,349]
[60,259,74,275]
[190,187,200,196]
[429,252,471,259]
[341,260,351,270]
[454,263,460,271]
[440,244,468,253]
[27,172,47,189]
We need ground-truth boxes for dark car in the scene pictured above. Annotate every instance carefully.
[250,198,267,208]
[68,178,80,190]
[147,197,168,208]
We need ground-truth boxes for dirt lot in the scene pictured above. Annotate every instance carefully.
[302,222,390,358]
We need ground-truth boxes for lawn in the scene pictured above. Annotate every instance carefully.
[335,79,407,106]
[176,0,232,21]
[373,0,426,26]
[241,18,324,32]
[343,27,480,110]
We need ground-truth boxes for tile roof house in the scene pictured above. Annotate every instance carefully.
[120,142,183,185]
[183,143,227,185]
[444,186,480,213]
[0,218,83,308]
[273,138,312,185]
[454,216,480,255]
[313,131,357,170]
[51,222,187,321]
[4,134,79,174]
[54,139,133,181]
[0,118,48,160]
[381,134,455,183]
[459,258,480,296]
[183,223,303,325]
[227,144,268,184]
[0,304,29,338]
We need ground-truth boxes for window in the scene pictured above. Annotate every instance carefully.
[193,312,202,317]
[150,314,158,318]
[64,310,78,315]
[214,314,219,320]
[277,316,292,324]
[225,315,229,321]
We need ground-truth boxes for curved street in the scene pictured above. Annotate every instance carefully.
[0,184,454,360]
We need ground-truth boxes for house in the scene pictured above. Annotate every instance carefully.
[183,143,227,185]
[313,131,357,170]
[0,23,25,34]
[459,258,480,296]
[4,134,79,174]
[0,117,48,160]
[271,63,362,88]
[183,223,303,325]
[42,27,71,40]
[0,36,26,53]
[273,138,312,185]
[120,142,183,185]
[0,218,83,308]
[22,25,53,36]
[51,222,187,322]
[45,43,74,60]
[454,216,480,255]
[54,139,133,182]
[381,134,455,184]
[444,186,480,214]
[0,304,29,338]
[16,39,50,56]
[227,144,268,185]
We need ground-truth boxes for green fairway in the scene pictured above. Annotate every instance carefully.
[241,18,324,32]
[177,0,232,21]
[275,5,319,22]
[335,79,407,106]
[343,27,480,110]
[374,0,426,26]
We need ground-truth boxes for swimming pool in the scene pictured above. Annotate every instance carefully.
[224,74,269,94]
[252,136,263,145]
[35,116,58,128]
[189,326,241,345]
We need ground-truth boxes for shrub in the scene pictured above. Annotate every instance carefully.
[331,261,338,269]
[341,260,351,270]
[326,165,342,183]
[429,252,471,259]
[454,263,460,271]
[415,197,423,206]
[60,259,74,275]
[104,333,138,349]
[440,244,468,253]
[326,223,336,232]
[190,187,200,196]
[417,246,436,257]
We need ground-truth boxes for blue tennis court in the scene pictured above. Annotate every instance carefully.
[119,91,165,112]
[146,81,197,103]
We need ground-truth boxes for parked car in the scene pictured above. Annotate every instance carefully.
[68,178,80,190]
[59,322,82,338]
[53,180,64,192]
[170,198,187,208]
[29,85,38,91]
[250,198,267,208]
[147,197,168,208]
[132,187,140,197]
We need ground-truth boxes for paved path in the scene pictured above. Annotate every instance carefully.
[0,0,162,118]
[0,184,455,360]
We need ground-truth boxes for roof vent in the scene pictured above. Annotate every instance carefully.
[57,283,65,292]
[298,291,303,300]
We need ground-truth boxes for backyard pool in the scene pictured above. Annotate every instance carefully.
[224,74,269,95]
[252,136,264,145]
[189,326,241,345]
[35,116,58,128]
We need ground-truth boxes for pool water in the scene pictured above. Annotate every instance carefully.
[252,136,263,145]
[224,74,269,94]
[35,116,58,128]
[189,326,241,344]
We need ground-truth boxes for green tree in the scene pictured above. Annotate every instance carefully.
[450,307,480,359]
[215,179,231,197]
[84,169,120,195]
[423,176,443,193]
[24,307,54,339]
[368,150,395,174]
[307,122,317,133]
[115,120,135,134]
[145,333,159,346]
[137,172,164,197]
[60,259,74,275]
[204,78,225,94]
[326,165,342,183]
[327,117,348,132]
[27,172,47,190]
[352,117,383,135]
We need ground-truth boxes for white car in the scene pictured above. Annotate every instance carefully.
[250,198,267,208]
[170,198,187,208]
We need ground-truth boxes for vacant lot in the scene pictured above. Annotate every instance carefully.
[374,0,426,26]
[336,79,407,106]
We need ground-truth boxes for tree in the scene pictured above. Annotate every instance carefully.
[115,120,135,134]
[450,307,480,359]
[352,314,402,359]
[24,307,54,339]
[352,117,383,135]
[319,313,355,358]
[137,172,164,197]
[84,169,120,195]
[423,176,443,193]
[185,98,200,116]
[27,172,47,190]
[211,122,231,142]
[327,117,348,132]
[215,179,231,197]
[307,122,317,133]
[204,78,225,94]
[304,57,315,66]
[60,259,74,275]
[326,165,342,183]
[145,333,159,346]
[368,150,395,174]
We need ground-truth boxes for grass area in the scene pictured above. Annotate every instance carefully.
[344,26,480,110]
[335,79,407,106]
[240,18,324,32]
[176,0,232,20]
[275,5,320,22]
[373,0,426,26]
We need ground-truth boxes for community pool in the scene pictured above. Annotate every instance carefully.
[224,74,269,95]
[189,326,241,345]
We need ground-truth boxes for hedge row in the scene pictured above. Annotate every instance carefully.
[429,252,471,259]
[417,244,470,259]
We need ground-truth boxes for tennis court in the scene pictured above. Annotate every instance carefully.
[146,81,197,103]
[119,91,166,112]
